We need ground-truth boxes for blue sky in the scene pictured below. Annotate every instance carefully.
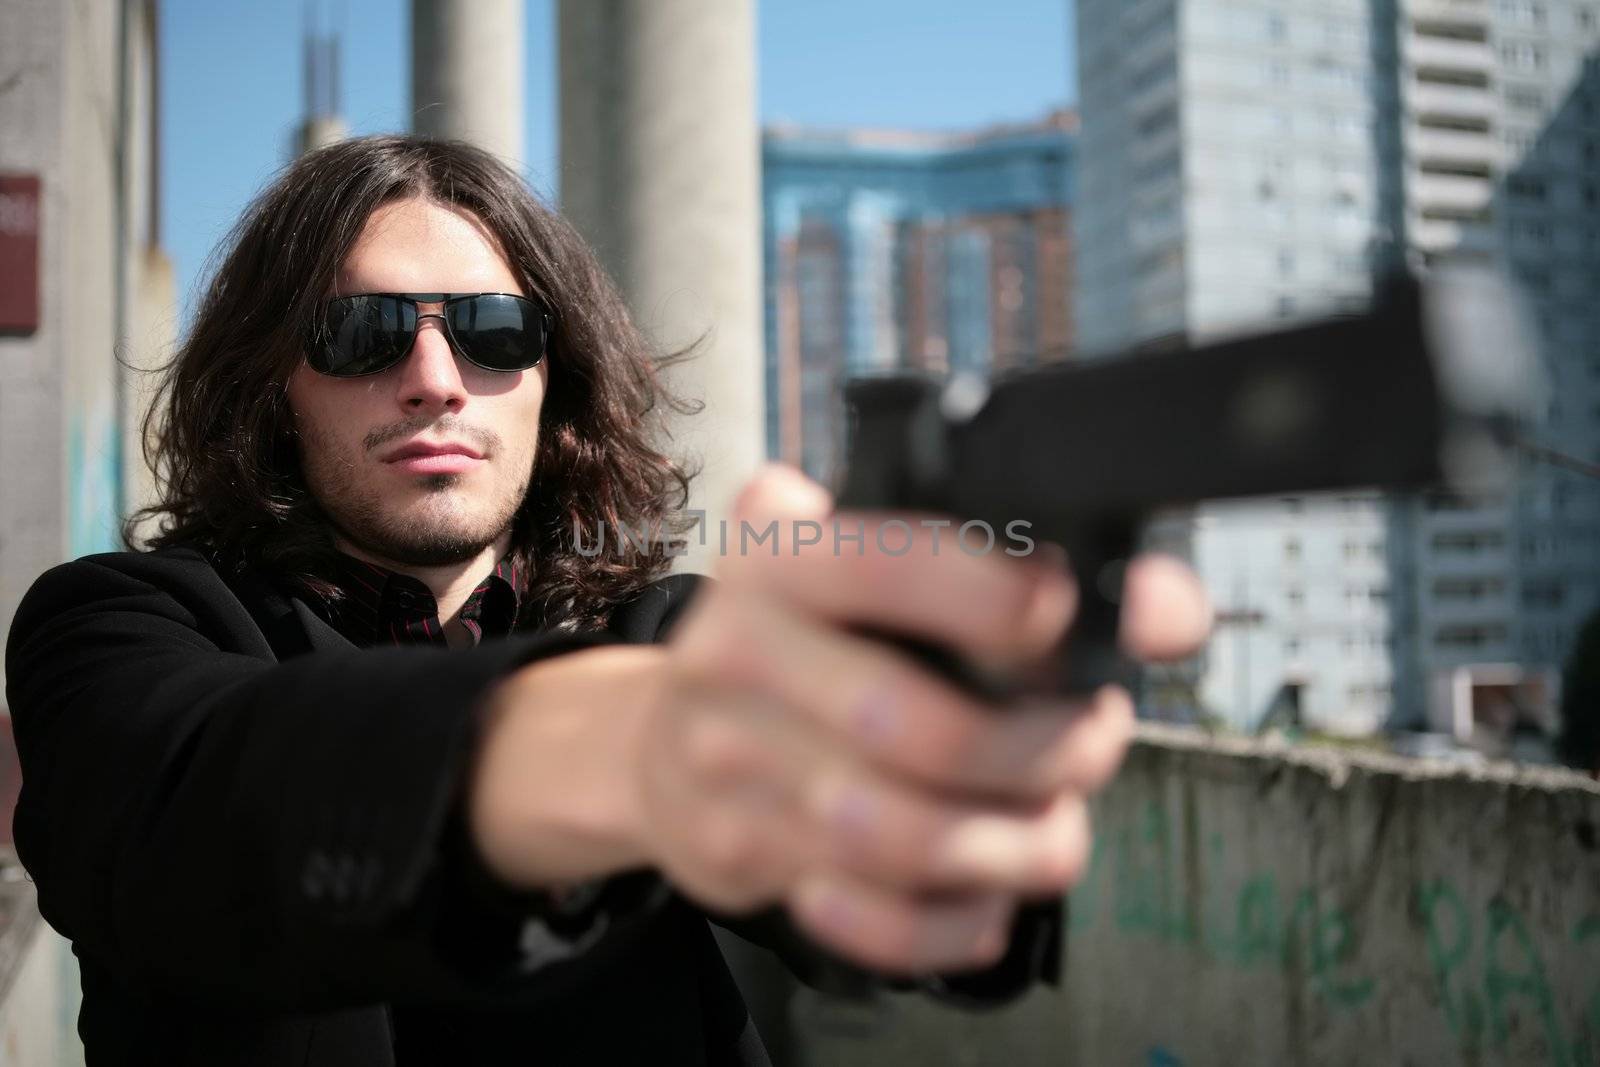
[161,1,1076,315]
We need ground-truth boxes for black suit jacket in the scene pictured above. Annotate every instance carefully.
[5,547,769,1066]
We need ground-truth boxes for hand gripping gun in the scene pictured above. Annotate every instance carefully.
[792,268,1537,1007]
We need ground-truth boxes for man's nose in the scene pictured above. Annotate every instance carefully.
[395,316,466,414]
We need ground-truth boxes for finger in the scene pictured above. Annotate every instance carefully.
[725,462,835,527]
[724,515,1075,670]
[674,589,1089,799]
[808,778,1090,896]
[977,686,1136,797]
[789,875,1014,975]
[1119,553,1212,662]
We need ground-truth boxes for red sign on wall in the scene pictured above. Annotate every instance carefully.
[0,174,41,334]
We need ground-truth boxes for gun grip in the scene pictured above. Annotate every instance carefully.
[1056,516,1141,697]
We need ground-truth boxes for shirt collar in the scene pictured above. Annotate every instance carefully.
[303,551,523,648]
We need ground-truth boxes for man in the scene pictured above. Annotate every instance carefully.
[5,136,1209,1065]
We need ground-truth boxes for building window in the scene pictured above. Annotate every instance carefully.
[1496,0,1547,25]
[1522,580,1565,608]
[1505,85,1547,111]
[1507,175,1547,200]
[1436,624,1509,649]
[1434,577,1506,600]
[1500,41,1548,70]
[1431,530,1507,553]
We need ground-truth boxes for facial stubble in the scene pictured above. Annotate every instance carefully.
[299,422,532,568]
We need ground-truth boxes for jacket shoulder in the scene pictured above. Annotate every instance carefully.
[605,572,707,644]
[10,546,275,661]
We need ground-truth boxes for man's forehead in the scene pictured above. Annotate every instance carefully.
[334,198,521,296]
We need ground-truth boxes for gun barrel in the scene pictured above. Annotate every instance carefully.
[944,281,1447,527]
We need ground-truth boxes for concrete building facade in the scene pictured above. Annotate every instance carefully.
[1074,0,1600,736]
[0,1,172,1059]
[762,113,1077,482]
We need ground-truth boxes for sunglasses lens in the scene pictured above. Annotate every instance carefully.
[315,296,416,376]
[447,294,547,371]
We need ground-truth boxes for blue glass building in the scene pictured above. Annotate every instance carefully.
[761,112,1078,481]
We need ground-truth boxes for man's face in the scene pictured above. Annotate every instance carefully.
[287,197,549,567]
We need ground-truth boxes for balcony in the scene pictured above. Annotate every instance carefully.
[1408,82,1495,122]
[1412,217,1499,257]
[1409,125,1500,166]
[1411,170,1494,212]
[1406,34,1494,74]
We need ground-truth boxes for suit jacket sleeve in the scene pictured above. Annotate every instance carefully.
[2,551,692,1010]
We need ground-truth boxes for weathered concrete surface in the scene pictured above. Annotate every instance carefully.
[770,726,1600,1067]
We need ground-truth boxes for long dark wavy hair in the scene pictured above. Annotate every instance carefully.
[129,135,696,631]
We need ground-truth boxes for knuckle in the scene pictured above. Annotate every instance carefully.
[698,815,763,881]
[683,715,757,783]
[674,596,768,689]
[909,702,987,783]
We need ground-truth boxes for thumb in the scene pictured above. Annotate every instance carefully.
[729,463,834,528]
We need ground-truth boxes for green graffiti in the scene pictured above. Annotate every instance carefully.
[1087,801,1373,1006]
[1485,899,1569,1067]
[1066,834,1107,932]
[1073,806,1591,1050]
[1235,875,1280,965]
[1419,880,1480,1040]
[1114,803,1177,937]
[1199,831,1239,959]
[1420,884,1594,1063]
[1286,890,1377,1009]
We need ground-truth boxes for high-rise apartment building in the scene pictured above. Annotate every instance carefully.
[762,113,1076,481]
[1075,0,1600,735]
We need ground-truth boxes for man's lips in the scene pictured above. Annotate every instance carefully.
[380,440,486,475]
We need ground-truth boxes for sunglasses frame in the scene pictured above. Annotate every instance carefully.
[311,291,554,378]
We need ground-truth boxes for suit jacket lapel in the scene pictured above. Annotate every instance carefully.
[289,598,356,654]
[226,568,355,660]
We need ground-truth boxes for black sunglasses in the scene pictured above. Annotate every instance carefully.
[309,292,553,377]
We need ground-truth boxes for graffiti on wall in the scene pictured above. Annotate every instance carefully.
[1068,798,1600,1065]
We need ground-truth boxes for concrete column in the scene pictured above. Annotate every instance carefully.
[411,0,524,166]
[558,0,765,572]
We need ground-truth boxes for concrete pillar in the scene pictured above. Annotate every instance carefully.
[558,1,765,571]
[411,0,525,166]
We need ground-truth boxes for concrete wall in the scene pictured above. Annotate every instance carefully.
[767,726,1600,1067]
[558,0,765,571]
[0,0,165,692]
